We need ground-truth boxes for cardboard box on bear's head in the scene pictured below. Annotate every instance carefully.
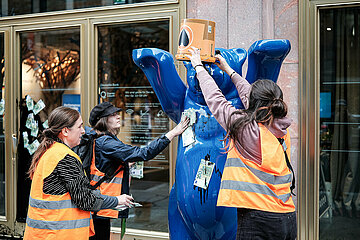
[175,19,216,63]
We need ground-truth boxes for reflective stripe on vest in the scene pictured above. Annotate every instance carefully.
[26,216,90,230]
[23,142,94,240]
[217,123,295,213]
[29,196,77,209]
[225,158,292,186]
[90,141,123,218]
[220,180,291,204]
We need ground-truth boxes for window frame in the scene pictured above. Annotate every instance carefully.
[0,28,10,225]
[299,1,360,239]
[93,17,174,234]
[0,0,179,19]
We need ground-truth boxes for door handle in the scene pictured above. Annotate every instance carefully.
[12,134,17,153]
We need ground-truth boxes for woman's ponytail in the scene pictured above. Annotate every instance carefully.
[270,98,288,120]
[27,106,80,179]
[223,79,287,151]
[28,132,55,179]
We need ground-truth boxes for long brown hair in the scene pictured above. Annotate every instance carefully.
[224,79,288,150]
[28,106,80,179]
[93,116,120,135]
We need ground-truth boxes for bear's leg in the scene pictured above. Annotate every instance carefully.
[168,185,198,240]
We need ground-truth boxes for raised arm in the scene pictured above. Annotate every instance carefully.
[214,53,251,109]
[98,117,189,163]
[185,47,243,130]
[194,71,239,130]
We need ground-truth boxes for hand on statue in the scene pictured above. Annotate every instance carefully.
[215,54,233,75]
[116,194,134,207]
[165,116,190,141]
[173,116,190,136]
[186,47,203,69]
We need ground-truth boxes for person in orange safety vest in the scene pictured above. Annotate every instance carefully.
[186,47,297,240]
[87,102,189,240]
[24,106,133,240]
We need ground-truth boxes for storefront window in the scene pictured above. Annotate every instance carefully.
[17,28,80,221]
[97,20,169,232]
[319,7,360,239]
[0,33,5,216]
[0,0,165,17]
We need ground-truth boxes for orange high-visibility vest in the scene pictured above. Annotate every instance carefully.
[23,142,94,240]
[217,123,295,213]
[90,141,123,218]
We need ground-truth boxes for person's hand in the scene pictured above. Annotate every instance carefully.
[173,116,190,136]
[116,194,134,207]
[165,117,190,141]
[214,54,232,74]
[185,47,203,69]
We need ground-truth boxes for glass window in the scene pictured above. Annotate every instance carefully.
[319,7,360,239]
[97,20,169,232]
[0,32,5,216]
[16,28,80,221]
[0,0,165,17]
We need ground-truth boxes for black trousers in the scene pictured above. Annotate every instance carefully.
[89,217,111,240]
[236,208,297,240]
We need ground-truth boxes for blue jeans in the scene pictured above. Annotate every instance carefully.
[236,208,297,240]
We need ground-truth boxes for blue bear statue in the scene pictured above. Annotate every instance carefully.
[132,39,291,240]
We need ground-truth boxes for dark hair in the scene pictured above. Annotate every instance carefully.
[28,106,80,179]
[224,79,288,150]
[93,115,120,135]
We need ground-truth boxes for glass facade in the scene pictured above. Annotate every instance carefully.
[17,28,80,221]
[0,0,164,17]
[0,32,5,216]
[97,20,170,232]
[319,7,360,239]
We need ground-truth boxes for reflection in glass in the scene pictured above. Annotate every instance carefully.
[98,21,169,232]
[17,29,80,222]
[319,7,360,239]
[0,33,5,216]
[0,0,164,17]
